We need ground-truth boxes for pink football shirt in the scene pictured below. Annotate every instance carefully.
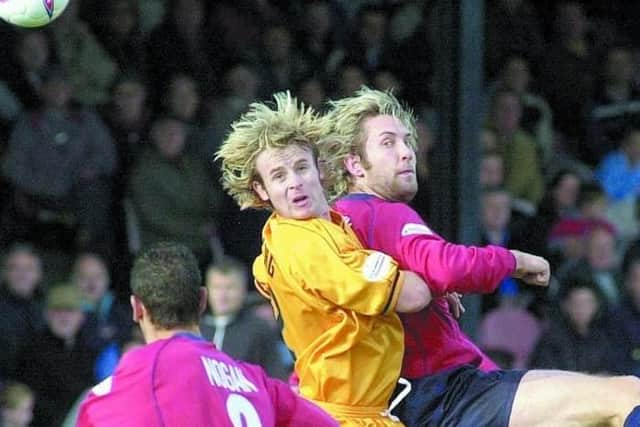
[77,334,337,427]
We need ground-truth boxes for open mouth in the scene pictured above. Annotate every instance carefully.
[292,195,309,205]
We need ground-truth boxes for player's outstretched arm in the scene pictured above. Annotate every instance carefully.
[396,271,432,313]
[509,250,550,287]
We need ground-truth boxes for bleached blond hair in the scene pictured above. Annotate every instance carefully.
[216,92,330,210]
[321,87,417,199]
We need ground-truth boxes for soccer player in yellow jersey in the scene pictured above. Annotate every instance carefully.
[216,92,432,426]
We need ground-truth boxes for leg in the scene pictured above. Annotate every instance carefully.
[509,370,640,427]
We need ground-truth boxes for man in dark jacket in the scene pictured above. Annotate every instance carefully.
[200,256,289,380]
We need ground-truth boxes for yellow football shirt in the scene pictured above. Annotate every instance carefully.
[253,211,405,426]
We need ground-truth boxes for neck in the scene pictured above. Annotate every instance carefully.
[350,182,383,199]
[142,324,201,344]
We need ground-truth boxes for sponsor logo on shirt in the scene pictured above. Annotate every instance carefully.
[362,252,392,281]
[401,223,433,237]
[91,376,113,396]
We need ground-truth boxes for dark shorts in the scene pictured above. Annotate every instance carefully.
[393,365,526,427]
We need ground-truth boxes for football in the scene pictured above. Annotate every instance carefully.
[0,0,69,28]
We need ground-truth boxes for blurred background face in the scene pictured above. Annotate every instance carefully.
[339,65,367,97]
[553,173,581,210]
[360,10,386,46]
[304,1,331,38]
[605,48,634,85]
[502,57,530,94]
[481,191,512,232]
[225,65,259,101]
[297,78,325,110]
[586,228,616,270]
[2,394,34,427]
[107,0,137,39]
[557,3,587,40]
[40,76,72,109]
[206,269,246,316]
[16,31,49,72]
[152,119,187,160]
[3,251,42,299]
[626,261,640,308]
[263,26,291,63]
[492,93,522,135]
[563,288,599,332]
[479,154,504,187]
[166,75,200,121]
[73,255,109,304]
[46,309,85,340]
[112,79,147,122]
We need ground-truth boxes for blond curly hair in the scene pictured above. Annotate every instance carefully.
[216,92,330,210]
[321,87,417,199]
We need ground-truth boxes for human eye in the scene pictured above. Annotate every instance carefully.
[381,138,394,147]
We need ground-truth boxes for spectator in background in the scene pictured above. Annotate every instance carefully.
[342,4,394,76]
[145,0,217,103]
[332,62,368,98]
[71,253,132,356]
[540,2,597,152]
[523,169,582,259]
[487,89,545,209]
[0,244,44,380]
[605,241,640,376]
[479,187,528,313]
[487,54,554,164]
[586,44,640,166]
[208,63,261,145]
[295,0,342,76]
[160,73,216,163]
[0,30,55,129]
[479,149,505,188]
[100,74,151,201]
[484,0,545,81]
[92,0,147,76]
[0,67,117,254]
[49,0,118,106]
[257,23,309,99]
[555,222,621,308]
[529,277,614,374]
[295,75,327,112]
[200,257,289,380]
[595,125,640,241]
[15,285,97,427]
[0,382,34,427]
[127,116,225,266]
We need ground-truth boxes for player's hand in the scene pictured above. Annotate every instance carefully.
[510,250,550,287]
[444,292,465,319]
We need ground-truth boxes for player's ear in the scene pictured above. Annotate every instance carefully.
[344,154,365,178]
[130,295,144,322]
[252,180,269,202]
[198,287,208,316]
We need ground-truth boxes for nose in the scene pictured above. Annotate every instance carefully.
[398,139,414,161]
[287,172,303,189]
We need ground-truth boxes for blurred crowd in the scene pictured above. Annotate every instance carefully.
[2,0,640,426]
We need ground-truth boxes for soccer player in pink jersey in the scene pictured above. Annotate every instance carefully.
[76,242,337,427]
[323,87,640,427]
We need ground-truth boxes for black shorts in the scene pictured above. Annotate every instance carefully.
[393,365,526,427]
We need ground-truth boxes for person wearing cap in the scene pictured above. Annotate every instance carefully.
[14,284,97,427]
